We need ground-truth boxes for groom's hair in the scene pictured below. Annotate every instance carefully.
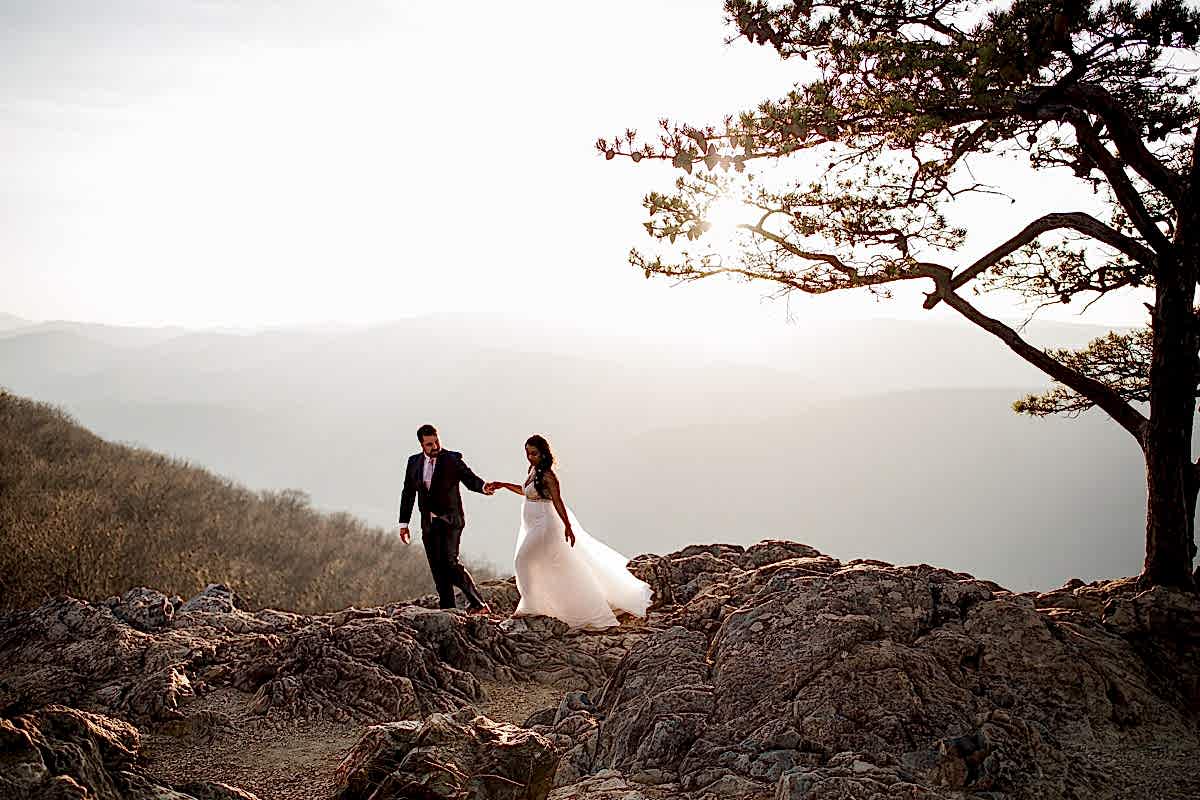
[416,424,438,440]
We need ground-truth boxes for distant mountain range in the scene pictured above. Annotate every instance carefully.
[0,312,32,331]
[0,311,1161,589]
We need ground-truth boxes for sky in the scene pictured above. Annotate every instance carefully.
[1,0,1159,334]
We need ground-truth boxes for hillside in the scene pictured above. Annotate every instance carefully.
[0,391,493,613]
[1,543,1197,800]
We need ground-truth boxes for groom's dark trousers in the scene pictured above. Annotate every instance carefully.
[398,450,486,610]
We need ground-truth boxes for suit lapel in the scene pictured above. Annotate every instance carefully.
[429,452,445,489]
[412,455,425,493]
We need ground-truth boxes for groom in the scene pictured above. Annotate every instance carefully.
[398,424,493,615]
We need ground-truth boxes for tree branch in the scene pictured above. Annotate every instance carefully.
[1065,111,1173,253]
[745,224,859,278]
[933,286,1149,442]
[925,211,1157,309]
[1064,85,1187,205]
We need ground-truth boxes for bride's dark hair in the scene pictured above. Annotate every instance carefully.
[525,434,555,499]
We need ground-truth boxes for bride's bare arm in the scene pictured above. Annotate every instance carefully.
[543,471,575,546]
[485,482,525,495]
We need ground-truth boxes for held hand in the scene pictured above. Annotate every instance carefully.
[564,525,576,547]
[398,526,410,544]
[483,482,497,495]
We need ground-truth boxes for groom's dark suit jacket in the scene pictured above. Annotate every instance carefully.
[398,450,486,531]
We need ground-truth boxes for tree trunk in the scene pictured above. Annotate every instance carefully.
[1189,464,1199,585]
[1141,250,1199,589]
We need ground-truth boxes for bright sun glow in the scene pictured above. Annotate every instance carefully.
[2,3,1155,331]
[702,194,756,252]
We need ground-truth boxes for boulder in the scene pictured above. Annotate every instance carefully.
[334,708,558,800]
[0,704,257,800]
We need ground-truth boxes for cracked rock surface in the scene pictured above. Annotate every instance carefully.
[0,703,258,800]
[2,541,1198,799]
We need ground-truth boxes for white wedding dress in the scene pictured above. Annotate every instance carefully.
[512,473,652,629]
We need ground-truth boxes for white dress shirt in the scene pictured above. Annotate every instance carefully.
[423,454,436,489]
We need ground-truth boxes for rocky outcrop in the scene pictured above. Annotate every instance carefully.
[0,583,652,727]
[0,704,257,800]
[2,541,1198,800]
[534,550,1200,800]
[335,708,558,800]
[0,585,489,724]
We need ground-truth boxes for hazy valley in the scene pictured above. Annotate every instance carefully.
[0,312,1158,590]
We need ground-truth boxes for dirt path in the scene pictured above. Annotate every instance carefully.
[140,680,573,800]
[478,678,569,726]
[140,688,362,800]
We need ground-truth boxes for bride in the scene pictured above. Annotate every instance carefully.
[485,435,652,630]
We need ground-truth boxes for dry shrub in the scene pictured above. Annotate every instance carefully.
[0,391,496,613]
